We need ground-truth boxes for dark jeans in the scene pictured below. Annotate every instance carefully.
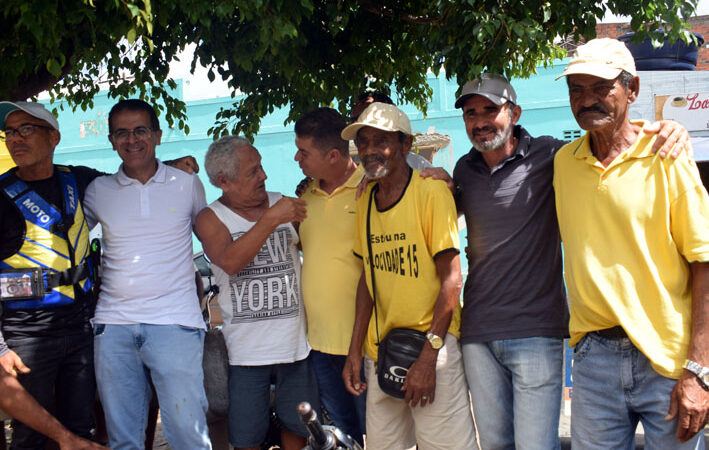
[311,350,366,446]
[7,330,95,450]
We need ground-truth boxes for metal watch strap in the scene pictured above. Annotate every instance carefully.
[683,359,709,389]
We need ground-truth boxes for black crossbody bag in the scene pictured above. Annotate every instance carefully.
[366,186,427,399]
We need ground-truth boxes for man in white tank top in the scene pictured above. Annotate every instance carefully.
[194,136,319,450]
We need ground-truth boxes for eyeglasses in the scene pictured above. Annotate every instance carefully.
[1,123,55,141]
[110,126,154,142]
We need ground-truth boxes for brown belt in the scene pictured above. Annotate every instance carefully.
[594,326,628,339]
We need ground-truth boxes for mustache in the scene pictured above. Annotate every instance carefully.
[362,155,387,165]
[577,105,608,115]
[472,126,496,135]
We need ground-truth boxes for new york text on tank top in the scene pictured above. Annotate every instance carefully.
[227,225,300,323]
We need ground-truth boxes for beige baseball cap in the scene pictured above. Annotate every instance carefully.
[556,38,637,80]
[0,101,59,130]
[341,102,412,140]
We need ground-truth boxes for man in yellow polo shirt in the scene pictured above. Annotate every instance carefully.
[294,107,366,445]
[554,38,709,449]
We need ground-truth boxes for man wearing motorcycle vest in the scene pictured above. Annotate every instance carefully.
[0,101,102,449]
[0,101,200,449]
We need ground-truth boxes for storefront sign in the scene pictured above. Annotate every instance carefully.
[656,92,709,132]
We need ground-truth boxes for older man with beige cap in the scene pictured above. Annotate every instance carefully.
[341,102,477,450]
[554,38,709,449]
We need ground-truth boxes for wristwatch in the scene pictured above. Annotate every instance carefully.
[426,332,443,350]
[682,359,709,390]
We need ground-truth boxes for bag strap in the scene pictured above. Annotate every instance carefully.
[366,184,382,346]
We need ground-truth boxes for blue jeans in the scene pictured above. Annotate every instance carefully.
[311,350,366,446]
[8,330,95,450]
[94,324,211,450]
[228,357,320,448]
[571,333,706,450]
[462,337,563,450]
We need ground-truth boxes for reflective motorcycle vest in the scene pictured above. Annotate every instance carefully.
[0,166,92,309]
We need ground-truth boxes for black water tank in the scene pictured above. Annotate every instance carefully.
[617,31,704,70]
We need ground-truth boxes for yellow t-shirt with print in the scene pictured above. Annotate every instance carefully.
[553,121,709,378]
[300,165,364,355]
[354,169,461,361]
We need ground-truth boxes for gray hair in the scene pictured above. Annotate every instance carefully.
[204,135,252,187]
[618,70,634,89]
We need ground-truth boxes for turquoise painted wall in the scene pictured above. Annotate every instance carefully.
[49,61,578,258]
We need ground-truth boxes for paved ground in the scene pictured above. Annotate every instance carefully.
[3,410,707,449]
[149,411,708,450]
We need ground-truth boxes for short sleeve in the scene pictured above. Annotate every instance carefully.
[667,155,709,262]
[352,184,372,259]
[423,179,460,258]
[191,175,207,223]
[83,179,98,230]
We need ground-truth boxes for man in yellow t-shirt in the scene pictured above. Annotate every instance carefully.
[554,38,709,449]
[293,107,366,445]
[341,103,476,450]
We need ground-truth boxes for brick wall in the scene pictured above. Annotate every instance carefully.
[595,16,709,70]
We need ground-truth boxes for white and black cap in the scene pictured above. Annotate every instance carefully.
[0,101,59,130]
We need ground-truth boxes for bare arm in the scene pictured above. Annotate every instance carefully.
[194,197,306,275]
[644,120,693,159]
[666,261,709,442]
[0,370,107,449]
[402,250,463,407]
[164,155,200,173]
[343,270,373,396]
[195,269,204,303]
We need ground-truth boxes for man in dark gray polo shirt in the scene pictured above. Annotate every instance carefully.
[452,74,568,450]
[424,74,690,450]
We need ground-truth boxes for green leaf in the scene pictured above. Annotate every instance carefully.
[0,0,699,136]
[46,58,62,77]
[126,27,137,43]
[126,3,140,18]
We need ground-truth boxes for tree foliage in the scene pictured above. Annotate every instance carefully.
[0,0,698,137]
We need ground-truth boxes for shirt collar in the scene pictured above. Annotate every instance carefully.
[116,159,166,186]
[343,164,366,188]
[573,120,654,164]
[312,164,365,194]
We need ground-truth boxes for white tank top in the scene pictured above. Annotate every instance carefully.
[208,192,310,365]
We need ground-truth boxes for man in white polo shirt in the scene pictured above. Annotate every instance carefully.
[83,99,211,449]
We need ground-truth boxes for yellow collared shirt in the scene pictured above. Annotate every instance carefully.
[299,165,365,355]
[553,120,709,378]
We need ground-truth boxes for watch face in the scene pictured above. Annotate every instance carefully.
[428,334,443,349]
